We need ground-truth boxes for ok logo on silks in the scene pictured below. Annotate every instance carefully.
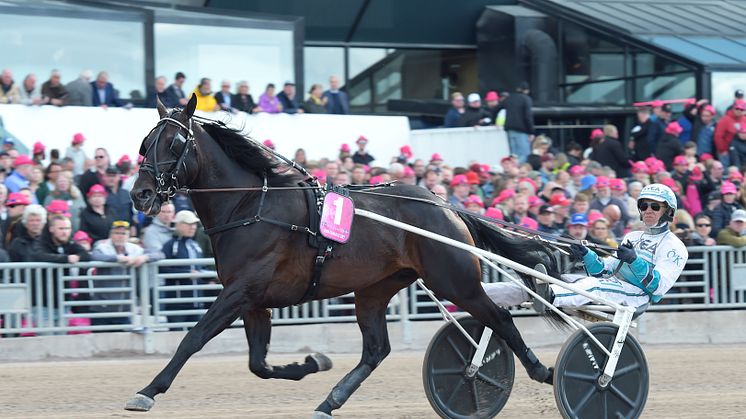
[320,192,354,243]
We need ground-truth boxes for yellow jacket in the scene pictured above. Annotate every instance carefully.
[192,87,218,112]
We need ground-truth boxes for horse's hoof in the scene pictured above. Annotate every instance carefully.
[307,353,333,372]
[311,411,333,419]
[124,393,155,412]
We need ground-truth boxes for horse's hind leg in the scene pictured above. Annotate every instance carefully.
[243,308,332,380]
[124,280,245,411]
[313,272,414,417]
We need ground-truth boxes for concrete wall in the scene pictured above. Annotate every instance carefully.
[1,310,744,362]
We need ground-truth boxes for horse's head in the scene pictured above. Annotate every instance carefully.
[131,94,198,215]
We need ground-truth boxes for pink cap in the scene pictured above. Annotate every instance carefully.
[72,133,86,145]
[734,100,746,111]
[595,176,611,188]
[32,142,45,154]
[14,155,33,167]
[721,181,738,195]
[430,153,443,162]
[649,161,666,175]
[700,153,714,162]
[609,178,626,191]
[6,192,30,206]
[484,207,504,221]
[518,177,537,191]
[464,194,484,208]
[500,156,514,164]
[450,174,469,187]
[369,175,384,184]
[528,195,543,207]
[702,105,716,115]
[569,165,585,175]
[690,166,703,181]
[73,230,92,243]
[665,121,683,136]
[403,166,415,177]
[312,169,327,182]
[590,128,604,139]
[729,171,744,182]
[340,143,351,152]
[117,155,131,165]
[661,177,680,193]
[549,193,571,207]
[87,184,108,197]
[356,135,368,144]
[485,91,499,101]
[46,199,71,217]
[632,161,649,174]
[520,216,538,230]
[400,145,413,159]
[262,139,275,149]
[492,189,516,205]
[673,155,688,166]
[588,210,605,224]
[651,100,664,108]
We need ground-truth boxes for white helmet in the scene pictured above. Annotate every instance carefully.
[638,183,676,221]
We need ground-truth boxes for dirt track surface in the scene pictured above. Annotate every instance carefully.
[0,344,744,418]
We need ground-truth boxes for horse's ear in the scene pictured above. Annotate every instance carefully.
[185,93,197,118]
[156,96,167,119]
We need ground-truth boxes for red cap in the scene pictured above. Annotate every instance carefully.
[734,100,746,111]
[549,193,571,206]
[520,216,538,230]
[609,178,626,191]
[590,128,604,139]
[72,133,86,145]
[485,91,499,101]
[6,192,30,206]
[500,156,514,164]
[262,139,275,149]
[87,184,108,197]
[492,189,516,205]
[430,153,443,162]
[340,143,351,152]
[690,166,703,181]
[673,155,688,166]
[117,155,131,166]
[484,207,504,221]
[464,194,484,208]
[356,135,368,144]
[14,155,33,167]
[721,181,737,195]
[450,174,469,187]
[466,171,480,185]
[700,153,714,162]
[32,142,45,154]
[588,210,605,224]
[665,121,683,136]
[73,230,92,244]
[595,176,611,188]
[400,145,413,159]
[46,199,72,217]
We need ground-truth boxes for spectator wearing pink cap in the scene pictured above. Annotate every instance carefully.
[31,141,45,166]
[398,145,413,164]
[263,139,276,150]
[656,121,684,171]
[527,195,543,218]
[79,184,115,243]
[352,136,374,165]
[430,153,444,168]
[5,154,35,195]
[710,181,743,237]
[483,207,503,222]
[338,143,351,161]
[448,174,471,209]
[714,100,746,166]
[590,124,631,177]
[484,91,500,122]
[491,188,516,214]
[2,191,31,247]
[589,176,630,234]
[463,194,484,214]
[64,133,88,177]
[73,230,93,251]
[692,104,716,157]
[549,192,571,229]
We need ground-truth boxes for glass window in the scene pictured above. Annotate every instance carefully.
[155,23,293,99]
[712,72,746,113]
[349,48,391,79]
[304,47,345,93]
[563,23,624,84]
[0,13,145,99]
[633,73,695,103]
[565,80,625,104]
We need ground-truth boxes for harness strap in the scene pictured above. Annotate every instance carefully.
[297,244,333,304]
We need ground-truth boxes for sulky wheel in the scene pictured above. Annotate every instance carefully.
[422,316,514,419]
[554,322,649,419]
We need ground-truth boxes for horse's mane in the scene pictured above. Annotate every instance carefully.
[194,116,300,185]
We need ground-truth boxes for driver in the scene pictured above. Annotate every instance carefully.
[483,183,688,310]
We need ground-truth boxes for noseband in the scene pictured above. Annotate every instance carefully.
[139,111,195,200]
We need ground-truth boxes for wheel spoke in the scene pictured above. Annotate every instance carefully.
[603,391,608,419]
[561,370,598,383]
[611,362,640,379]
[476,372,509,392]
[471,380,480,411]
[444,379,466,406]
[571,385,599,416]
[446,336,467,364]
[431,367,464,376]
[608,383,636,408]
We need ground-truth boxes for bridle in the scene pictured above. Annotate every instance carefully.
[139,110,195,201]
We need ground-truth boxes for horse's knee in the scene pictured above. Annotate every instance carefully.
[248,359,274,379]
[364,342,391,369]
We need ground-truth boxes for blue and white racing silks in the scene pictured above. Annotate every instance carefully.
[582,225,688,303]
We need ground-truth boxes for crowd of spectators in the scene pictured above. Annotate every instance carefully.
[0,68,351,115]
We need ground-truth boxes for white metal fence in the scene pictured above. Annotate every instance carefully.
[0,246,744,336]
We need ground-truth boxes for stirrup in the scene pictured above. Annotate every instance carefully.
[532,263,551,314]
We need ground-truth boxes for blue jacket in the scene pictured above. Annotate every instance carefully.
[323,90,349,114]
[91,82,125,107]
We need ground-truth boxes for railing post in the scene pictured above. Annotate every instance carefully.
[138,263,155,354]
[398,287,411,345]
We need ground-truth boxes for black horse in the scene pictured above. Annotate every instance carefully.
[126,95,557,417]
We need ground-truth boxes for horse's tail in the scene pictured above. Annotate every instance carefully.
[458,213,569,330]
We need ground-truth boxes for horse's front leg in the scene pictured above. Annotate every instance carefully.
[124,280,245,412]
[243,307,332,380]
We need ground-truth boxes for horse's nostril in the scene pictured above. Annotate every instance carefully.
[138,189,154,200]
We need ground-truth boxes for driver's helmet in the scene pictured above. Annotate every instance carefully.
[638,183,677,211]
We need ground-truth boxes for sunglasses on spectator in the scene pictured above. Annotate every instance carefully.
[696,223,711,228]
[95,155,106,159]
[637,202,664,211]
